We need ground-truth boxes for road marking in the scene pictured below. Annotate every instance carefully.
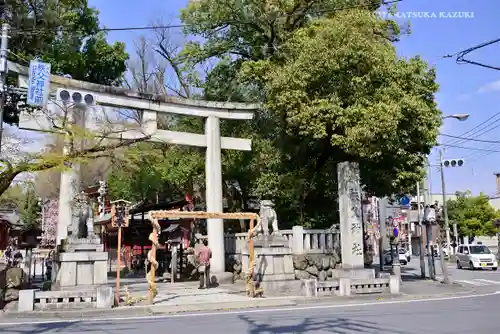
[475,279,500,284]
[0,291,499,327]
[455,280,488,286]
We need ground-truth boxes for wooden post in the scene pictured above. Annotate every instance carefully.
[111,199,131,307]
[146,211,260,297]
[249,218,255,277]
[147,221,159,305]
[116,226,122,306]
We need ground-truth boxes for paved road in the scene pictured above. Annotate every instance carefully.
[403,256,500,291]
[1,292,498,333]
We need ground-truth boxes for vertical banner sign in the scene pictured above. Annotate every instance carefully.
[27,60,51,107]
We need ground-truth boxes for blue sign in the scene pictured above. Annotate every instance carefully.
[27,60,51,107]
[399,195,410,206]
[393,228,399,237]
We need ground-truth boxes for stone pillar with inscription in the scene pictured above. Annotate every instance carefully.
[337,162,374,278]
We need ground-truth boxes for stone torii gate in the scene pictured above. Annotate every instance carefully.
[9,61,258,274]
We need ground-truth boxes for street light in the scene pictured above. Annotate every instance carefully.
[440,113,470,258]
[442,114,470,121]
[420,113,470,283]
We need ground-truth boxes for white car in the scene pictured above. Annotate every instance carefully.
[400,248,411,262]
[384,249,408,266]
[456,244,498,271]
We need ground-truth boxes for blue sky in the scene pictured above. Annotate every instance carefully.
[89,0,500,196]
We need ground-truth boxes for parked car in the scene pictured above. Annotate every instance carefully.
[456,244,497,271]
[383,248,408,266]
[399,248,411,262]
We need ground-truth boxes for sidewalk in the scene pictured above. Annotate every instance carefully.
[0,277,475,323]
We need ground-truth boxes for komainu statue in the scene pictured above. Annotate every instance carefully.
[69,191,97,241]
[259,200,279,236]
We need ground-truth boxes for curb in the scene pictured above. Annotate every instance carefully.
[0,298,297,321]
[0,289,479,322]
[149,298,298,314]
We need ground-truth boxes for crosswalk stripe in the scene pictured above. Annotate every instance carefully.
[455,280,488,286]
[474,279,500,284]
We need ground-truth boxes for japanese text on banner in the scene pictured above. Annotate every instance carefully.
[27,61,51,107]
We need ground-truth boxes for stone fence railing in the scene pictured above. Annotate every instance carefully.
[195,225,339,255]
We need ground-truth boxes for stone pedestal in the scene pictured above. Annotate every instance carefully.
[54,239,108,289]
[242,234,295,293]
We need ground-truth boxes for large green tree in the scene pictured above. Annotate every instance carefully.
[0,1,137,198]
[447,191,499,238]
[4,0,128,85]
[175,0,441,227]
[107,37,205,204]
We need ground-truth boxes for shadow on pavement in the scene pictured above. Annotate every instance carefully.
[0,320,142,334]
[238,314,410,334]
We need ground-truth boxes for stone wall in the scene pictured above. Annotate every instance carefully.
[0,264,27,311]
[292,253,341,281]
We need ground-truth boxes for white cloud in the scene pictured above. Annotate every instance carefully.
[477,80,500,94]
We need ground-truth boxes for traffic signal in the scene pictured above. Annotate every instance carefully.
[57,89,97,106]
[442,159,464,167]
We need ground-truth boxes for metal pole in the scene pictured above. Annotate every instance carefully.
[452,223,458,254]
[439,148,451,284]
[423,157,434,279]
[378,197,388,271]
[0,23,10,152]
[426,226,434,279]
[41,199,45,232]
[116,226,122,306]
[417,182,426,278]
[440,148,452,256]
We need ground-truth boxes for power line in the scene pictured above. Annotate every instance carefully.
[467,143,500,161]
[440,133,500,144]
[455,38,500,71]
[439,143,500,153]
[442,111,500,147]
[7,0,403,36]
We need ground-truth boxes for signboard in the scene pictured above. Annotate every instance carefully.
[423,206,436,223]
[111,203,130,228]
[398,195,410,207]
[27,60,51,107]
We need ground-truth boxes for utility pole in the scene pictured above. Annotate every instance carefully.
[439,149,452,255]
[423,157,436,280]
[439,148,451,284]
[452,223,458,253]
[416,181,426,278]
[0,23,10,153]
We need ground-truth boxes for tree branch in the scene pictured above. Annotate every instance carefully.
[0,135,151,197]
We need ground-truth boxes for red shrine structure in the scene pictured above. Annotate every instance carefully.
[90,190,200,273]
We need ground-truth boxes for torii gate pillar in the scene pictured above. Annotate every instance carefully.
[205,116,225,273]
